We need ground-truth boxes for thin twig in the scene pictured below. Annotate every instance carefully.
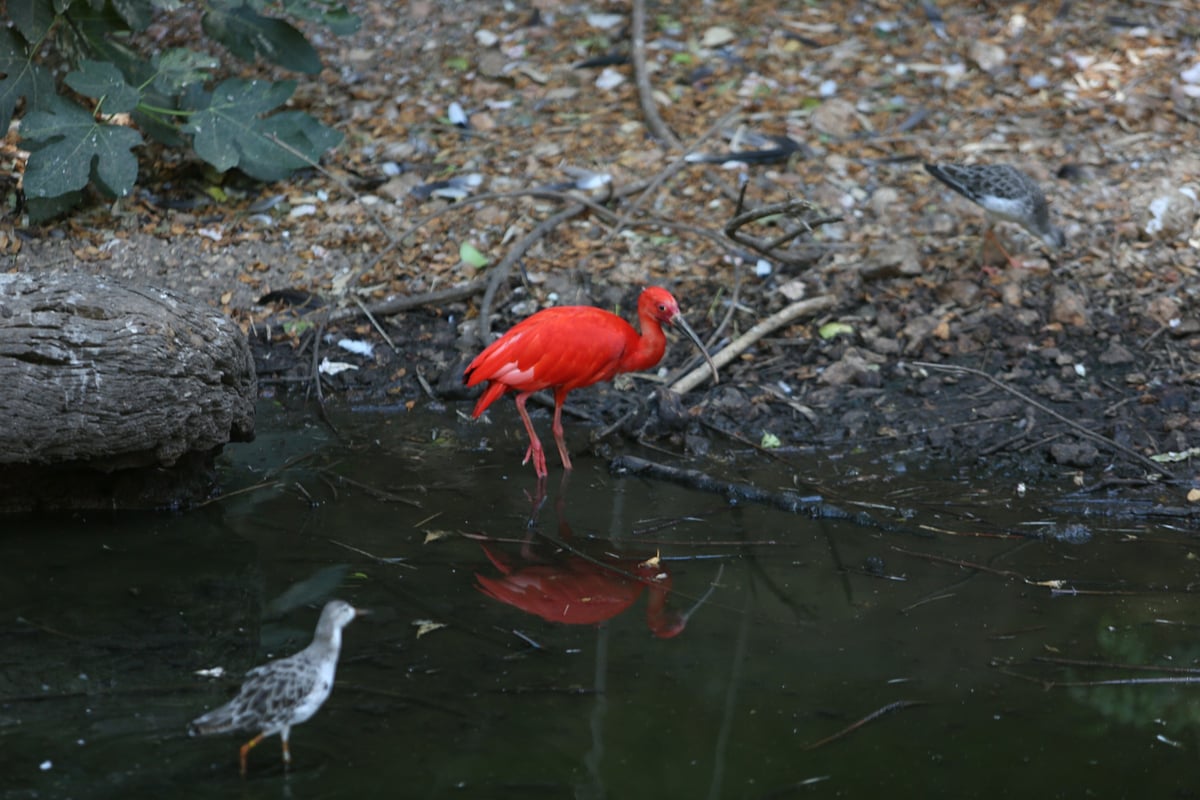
[310,319,339,436]
[476,202,587,346]
[724,197,842,263]
[329,279,487,324]
[803,700,926,751]
[909,361,1176,480]
[610,455,873,522]
[321,471,423,507]
[191,479,283,509]
[352,294,397,353]
[890,545,1029,582]
[1032,655,1200,675]
[630,0,680,147]
[598,104,745,249]
[671,295,837,395]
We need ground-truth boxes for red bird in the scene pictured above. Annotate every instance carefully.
[463,287,718,478]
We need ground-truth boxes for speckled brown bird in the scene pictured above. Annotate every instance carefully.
[188,600,366,776]
[925,162,1065,266]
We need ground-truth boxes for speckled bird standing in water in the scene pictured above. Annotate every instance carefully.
[924,162,1065,268]
[188,600,366,776]
[464,287,719,479]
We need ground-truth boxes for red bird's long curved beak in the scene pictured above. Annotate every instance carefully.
[671,314,719,385]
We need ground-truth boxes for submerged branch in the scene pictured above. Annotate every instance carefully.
[803,700,926,751]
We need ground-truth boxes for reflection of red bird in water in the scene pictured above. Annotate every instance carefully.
[475,545,687,639]
[463,287,718,479]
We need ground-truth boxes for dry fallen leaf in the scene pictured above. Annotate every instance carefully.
[412,619,447,638]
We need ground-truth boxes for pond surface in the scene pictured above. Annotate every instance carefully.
[3,401,1199,799]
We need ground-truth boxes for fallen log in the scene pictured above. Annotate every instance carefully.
[0,273,256,511]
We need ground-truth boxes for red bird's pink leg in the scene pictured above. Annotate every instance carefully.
[514,393,548,478]
[551,389,573,472]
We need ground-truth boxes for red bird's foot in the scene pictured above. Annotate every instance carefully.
[523,443,549,479]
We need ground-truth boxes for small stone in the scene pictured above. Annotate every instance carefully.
[868,186,901,220]
[863,332,901,356]
[861,239,921,279]
[1146,295,1181,326]
[1049,441,1100,467]
[901,314,942,354]
[1050,285,1090,327]
[819,351,880,387]
[937,279,982,307]
[701,26,737,48]
[596,68,625,91]
[811,98,861,137]
[1170,318,1200,337]
[1099,341,1135,365]
[968,40,1007,74]
[1139,187,1198,240]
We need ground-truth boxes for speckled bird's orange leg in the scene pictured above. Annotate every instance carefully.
[551,390,573,472]
[514,393,548,478]
[239,733,265,777]
[982,227,1026,271]
[280,727,291,769]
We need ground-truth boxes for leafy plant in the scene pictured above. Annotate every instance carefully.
[1,0,359,221]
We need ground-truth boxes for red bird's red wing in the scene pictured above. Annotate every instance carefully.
[465,307,635,397]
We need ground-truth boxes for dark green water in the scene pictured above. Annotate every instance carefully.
[3,402,1199,798]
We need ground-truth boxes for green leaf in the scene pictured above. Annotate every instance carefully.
[282,319,314,336]
[459,242,488,268]
[280,0,361,34]
[182,78,341,180]
[760,431,782,449]
[8,0,57,42]
[445,56,469,71]
[818,321,855,340]
[152,48,219,94]
[25,191,86,224]
[65,60,140,114]
[110,0,155,30]
[21,98,144,198]
[202,6,322,73]
[0,28,56,132]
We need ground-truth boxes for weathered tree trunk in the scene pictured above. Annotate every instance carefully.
[0,273,256,511]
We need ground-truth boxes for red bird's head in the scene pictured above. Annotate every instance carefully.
[639,286,681,324]
[638,287,718,385]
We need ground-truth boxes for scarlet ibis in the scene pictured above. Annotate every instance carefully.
[463,287,718,478]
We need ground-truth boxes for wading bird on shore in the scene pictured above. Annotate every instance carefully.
[924,162,1065,268]
[188,600,366,777]
[464,287,718,479]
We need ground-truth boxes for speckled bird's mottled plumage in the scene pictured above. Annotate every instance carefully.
[188,599,363,774]
[924,162,1065,249]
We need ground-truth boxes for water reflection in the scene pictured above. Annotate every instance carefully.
[473,489,693,638]
[6,407,1200,798]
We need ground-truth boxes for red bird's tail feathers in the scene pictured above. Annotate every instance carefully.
[471,380,510,418]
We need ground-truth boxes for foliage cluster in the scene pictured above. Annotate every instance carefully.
[1,0,358,221]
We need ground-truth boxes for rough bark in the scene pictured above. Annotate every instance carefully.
[0,273,256,511]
